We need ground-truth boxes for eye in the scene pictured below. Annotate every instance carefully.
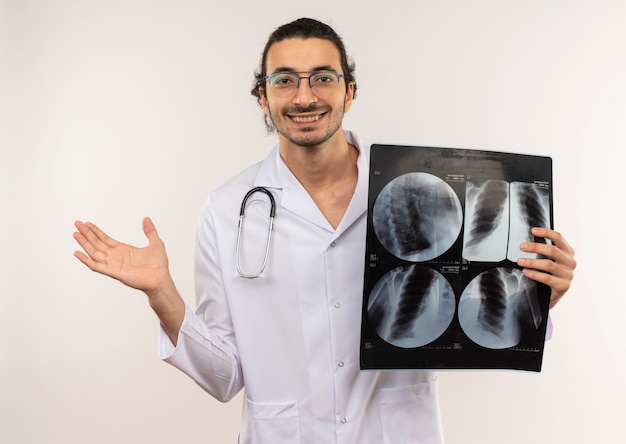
[270,73,297,87]
[312,72,337,84]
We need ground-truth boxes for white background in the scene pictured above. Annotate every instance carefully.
[2,0,625,442]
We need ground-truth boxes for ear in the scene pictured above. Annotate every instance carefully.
[259,87,270,116]
[343,81,355,113]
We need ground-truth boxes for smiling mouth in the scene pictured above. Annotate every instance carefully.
[290,113,325,123]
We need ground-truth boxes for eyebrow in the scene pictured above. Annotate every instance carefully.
[270,65,336,74]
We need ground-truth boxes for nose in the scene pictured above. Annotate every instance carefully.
[293,76,317,105]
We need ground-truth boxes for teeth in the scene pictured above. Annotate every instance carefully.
[292,114,322,123]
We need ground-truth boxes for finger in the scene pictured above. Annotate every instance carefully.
[74,249,94,267]
[518,257,574,305]
[522,267,571,308]
[73,225,109,262]
[522,267,565,289]
[520,241,558,261]
[82,221,119,249]
[521,243,577,272]
[523,269,572,301]
[142,217,160,244]
[73,248,108,274]
[531,227,575,256]
[74,221,107,252]
[520,256,574,282]
[73,228,97,257]
[72,225,88,248]
[73,249,89,264]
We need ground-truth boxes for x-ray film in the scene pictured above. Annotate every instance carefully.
[361,144,553,372]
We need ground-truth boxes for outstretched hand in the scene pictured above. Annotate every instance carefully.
[73,217,171,297]
[516,227,577,309]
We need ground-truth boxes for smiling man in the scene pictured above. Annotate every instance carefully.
[73,18,576,444]
[261,38,354,148]
[258,36,358,229]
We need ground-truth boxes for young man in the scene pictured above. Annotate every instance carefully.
[73,18,576,444]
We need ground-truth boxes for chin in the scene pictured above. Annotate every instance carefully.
[286,131,336,148]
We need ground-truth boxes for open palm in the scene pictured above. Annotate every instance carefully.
[73,217,170,295]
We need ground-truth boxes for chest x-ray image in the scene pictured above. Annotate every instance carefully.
[463,180,510,261]
[508,181,551,261]
[463,180,551,262]
[361,144,553,372]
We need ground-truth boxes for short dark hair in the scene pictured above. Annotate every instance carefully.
[251,17,357,132]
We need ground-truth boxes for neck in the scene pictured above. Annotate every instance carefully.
[278,129,355,187]
[279,129,359,229]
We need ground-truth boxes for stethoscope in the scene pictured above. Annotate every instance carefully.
[235,187,276,279]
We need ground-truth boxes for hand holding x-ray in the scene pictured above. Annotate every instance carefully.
[516,227,577,309]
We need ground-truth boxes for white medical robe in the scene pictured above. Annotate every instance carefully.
[159,131,445,444]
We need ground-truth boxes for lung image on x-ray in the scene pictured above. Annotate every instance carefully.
[462,180,551,262]
[458,267,542,349]
[367,264,456,348]
[463,180,510,261]
[507,181,551,262]
[372,172,463,262]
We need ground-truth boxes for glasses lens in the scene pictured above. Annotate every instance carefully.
[309,71,340,97]
[267,73,298,98]
[267,71,341,98]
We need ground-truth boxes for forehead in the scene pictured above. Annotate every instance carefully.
[265,38,342,73]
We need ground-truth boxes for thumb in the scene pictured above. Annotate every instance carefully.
[142,217,161,244]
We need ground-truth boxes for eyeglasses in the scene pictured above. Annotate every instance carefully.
[265,71,344,98]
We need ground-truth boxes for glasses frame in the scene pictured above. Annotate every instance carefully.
[265,70,344,97]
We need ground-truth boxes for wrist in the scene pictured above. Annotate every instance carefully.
[146,276,183,316]
[146,277,185,345]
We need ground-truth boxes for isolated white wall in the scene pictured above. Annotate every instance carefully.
[1,1,624,443]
